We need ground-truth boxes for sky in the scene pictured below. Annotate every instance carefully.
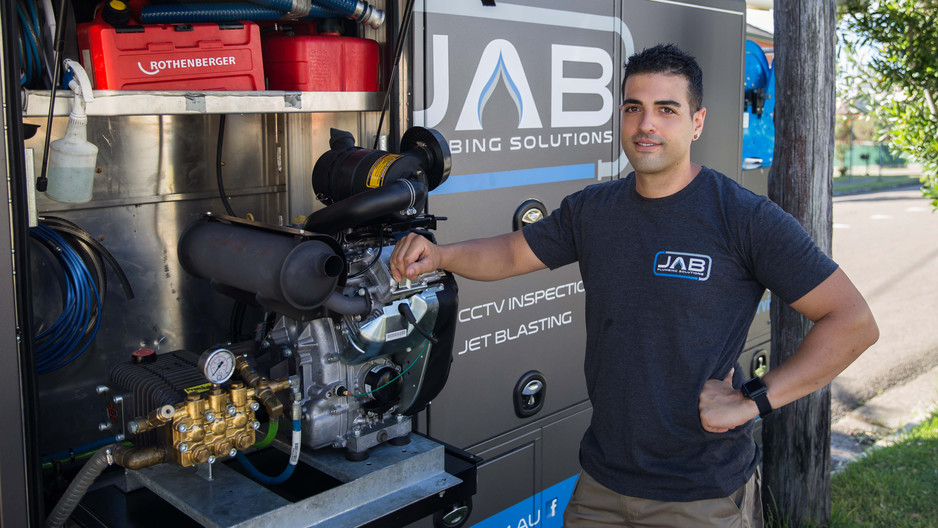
[746,8,774,33]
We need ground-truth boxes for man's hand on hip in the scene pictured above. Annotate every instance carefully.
[698,368,759,433]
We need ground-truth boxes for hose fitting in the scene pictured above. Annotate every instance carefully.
[111,445,167,470]
[353,1,384,28]
[236,356,290,419]
[314,0,384,28]
[128,405,175,435]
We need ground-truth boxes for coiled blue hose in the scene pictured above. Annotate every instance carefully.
[31,224,102,374]
[235,417,300,485]
[16,0,44,87]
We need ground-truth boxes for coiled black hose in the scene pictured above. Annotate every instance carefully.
[31,218,134,373]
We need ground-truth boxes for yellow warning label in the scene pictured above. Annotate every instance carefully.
[367,154,402,188]
[184,383,213,395]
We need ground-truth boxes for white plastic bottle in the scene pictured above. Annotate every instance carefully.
[46,60,98,204]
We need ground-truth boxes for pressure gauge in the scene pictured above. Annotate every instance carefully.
[198,348,236,385]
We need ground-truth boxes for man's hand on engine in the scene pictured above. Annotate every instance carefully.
[390,232,442,282]
[391,231,545,283]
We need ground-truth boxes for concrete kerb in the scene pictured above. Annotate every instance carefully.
[830,365,938,473]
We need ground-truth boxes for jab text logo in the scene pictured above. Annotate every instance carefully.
[414,1,635,178]
[653,251,712,281]
[418,36,610,132]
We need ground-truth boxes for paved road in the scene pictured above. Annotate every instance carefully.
[831,187,938,418]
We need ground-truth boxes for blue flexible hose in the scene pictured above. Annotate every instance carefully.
[140,2,338,23]
[16,3,40,86]
[246,0,293,11]
[310,0,358,17]
[20,0,45,86]
[31,224,102,374]
[235,418,300,485]
[141,4,288,23]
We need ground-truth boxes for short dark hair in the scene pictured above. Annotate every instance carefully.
[622,44,703,112]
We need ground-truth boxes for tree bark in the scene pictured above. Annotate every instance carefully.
[764,2,836,526]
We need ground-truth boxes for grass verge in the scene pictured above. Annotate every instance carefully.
[833,174,921,195]
[829,410,938,527]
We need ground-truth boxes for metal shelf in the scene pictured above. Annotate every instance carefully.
[21,89,384,117]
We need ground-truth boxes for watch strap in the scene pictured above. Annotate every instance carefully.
[742,377,773,418]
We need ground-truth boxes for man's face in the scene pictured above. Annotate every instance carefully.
[620,73,705,177]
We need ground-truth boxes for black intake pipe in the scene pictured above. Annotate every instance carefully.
[323,291,370,315]
[304,179,427,234]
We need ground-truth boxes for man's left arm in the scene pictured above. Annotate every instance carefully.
[699,268,879,433]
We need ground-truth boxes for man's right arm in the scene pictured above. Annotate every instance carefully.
[389,230,547,282]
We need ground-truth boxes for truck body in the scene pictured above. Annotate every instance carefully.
[0,1,768,526]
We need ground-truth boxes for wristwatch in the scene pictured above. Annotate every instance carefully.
[741,377,773,418]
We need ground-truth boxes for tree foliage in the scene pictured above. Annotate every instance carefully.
[841,0,938,207]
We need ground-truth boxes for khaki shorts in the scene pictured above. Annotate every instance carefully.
[563,467,763,528]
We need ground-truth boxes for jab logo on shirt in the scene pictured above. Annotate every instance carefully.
[653,251,712,281]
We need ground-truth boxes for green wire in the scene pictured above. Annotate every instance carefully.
[41,441,134,470]
[349,337,431,398]
[253,419,279,449]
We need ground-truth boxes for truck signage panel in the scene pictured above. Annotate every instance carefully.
[414,0,633,188]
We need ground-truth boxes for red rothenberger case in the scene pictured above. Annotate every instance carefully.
[262,31,379,92]
[77,20,265,91]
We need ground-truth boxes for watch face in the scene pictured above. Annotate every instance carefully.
[743,377,766,396]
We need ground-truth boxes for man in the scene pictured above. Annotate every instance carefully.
[389,44,878,527]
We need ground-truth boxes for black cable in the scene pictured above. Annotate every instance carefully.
[50,225,106,298]
[15,16,28,82]
[254,310,278,347]
[216,114,237,217]
[38,216,135,300]
[348,229,384,279]
[32,0,53,86]
[425,401,431,436]
[37,0,70,192]
[229,301,248,342]
[373,0,416,150]
[398,302,437,344]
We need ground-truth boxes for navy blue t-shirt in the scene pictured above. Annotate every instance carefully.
[522,167,838,502]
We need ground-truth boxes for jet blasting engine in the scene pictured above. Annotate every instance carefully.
[126,127,456,464]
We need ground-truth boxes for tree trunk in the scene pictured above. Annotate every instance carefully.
[763,2,836,527]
